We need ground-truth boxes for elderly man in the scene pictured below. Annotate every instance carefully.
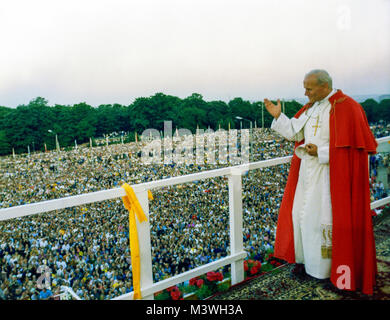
[264,69,378,295]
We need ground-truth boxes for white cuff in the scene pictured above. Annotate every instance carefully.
[317,145,329,164]
[271,113,288,132]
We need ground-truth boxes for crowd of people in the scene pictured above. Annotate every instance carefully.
[370,121,390,139]
[369,121,389,205]
[0,125,388,300]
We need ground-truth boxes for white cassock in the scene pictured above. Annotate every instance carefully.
[271,90,336,279]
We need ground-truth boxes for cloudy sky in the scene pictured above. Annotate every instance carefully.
[0,0,389,107]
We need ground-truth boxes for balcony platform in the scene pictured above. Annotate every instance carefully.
[212,211,390,300]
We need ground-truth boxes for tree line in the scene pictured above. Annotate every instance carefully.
[0,93,389,156]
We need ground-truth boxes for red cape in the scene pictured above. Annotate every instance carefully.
[273,90,378,295]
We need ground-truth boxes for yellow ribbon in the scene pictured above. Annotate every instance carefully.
[121,183,153,300]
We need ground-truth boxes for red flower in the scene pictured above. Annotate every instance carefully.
[206,272,217,282]
[244,261,249,272]
[166,285,178,292]
[206,271,223,282]
[170,289,181,300]
[189,277,199,286]
[250,266,259,275]
[196,279,204,288]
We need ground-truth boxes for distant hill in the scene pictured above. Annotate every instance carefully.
[351,94,390,103]
[379,94,390,101]
[287,94,390,105]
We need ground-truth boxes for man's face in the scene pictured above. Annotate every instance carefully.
[303,75,330,104]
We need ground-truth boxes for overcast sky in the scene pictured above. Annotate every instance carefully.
[0,0,389,107]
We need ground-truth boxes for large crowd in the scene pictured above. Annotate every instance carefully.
[369,122,390,205]
[370,121,390,139]
[0,124,388,300]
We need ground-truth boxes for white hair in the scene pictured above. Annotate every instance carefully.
[305,69,333,89]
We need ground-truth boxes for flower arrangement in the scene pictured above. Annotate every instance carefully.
[265,252,284,268]
[154,253,286,301]
[206,271,224,282]
[188,271,224,299]
[243,259,262,277]
[154,285,183,300]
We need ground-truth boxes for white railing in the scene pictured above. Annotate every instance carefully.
[0,136,389,300]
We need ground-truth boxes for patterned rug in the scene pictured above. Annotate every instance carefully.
[212,211,390,300]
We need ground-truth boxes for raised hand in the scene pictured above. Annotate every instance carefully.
[263,98,282,119]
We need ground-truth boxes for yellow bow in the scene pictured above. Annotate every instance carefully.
[121,183,153,300]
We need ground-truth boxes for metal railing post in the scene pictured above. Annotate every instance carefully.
[228,168,245,285]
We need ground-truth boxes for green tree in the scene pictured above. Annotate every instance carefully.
[96,104,118,137]
[176,93,208,132]
[378,99,390,122]
[71,103,97,144]
[205,100,230,130]
[130,97,153,133]
[0,130,10,155]
[361,99,379,124]
[3,97,52,153]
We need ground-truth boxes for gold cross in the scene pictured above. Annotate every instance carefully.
[312,116,320,136]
